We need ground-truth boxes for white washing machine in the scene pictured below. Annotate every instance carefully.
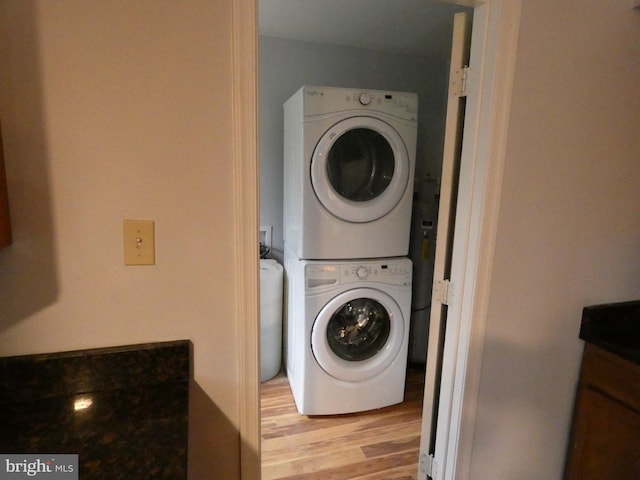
[283,86,418,260]
[284,248,412,415]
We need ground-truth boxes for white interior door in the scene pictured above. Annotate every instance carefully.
[418,11,471,480]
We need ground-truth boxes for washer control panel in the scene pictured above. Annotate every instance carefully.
[306,259,411,289]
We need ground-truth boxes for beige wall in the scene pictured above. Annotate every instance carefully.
[469,1,640,478]
[0,1,244,477]
[3,1,640,479]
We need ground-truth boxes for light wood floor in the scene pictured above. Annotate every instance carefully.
[260,368,425,480]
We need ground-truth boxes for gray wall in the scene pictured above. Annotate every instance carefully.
[259,36,451,261]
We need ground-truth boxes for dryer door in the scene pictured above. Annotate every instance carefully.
[311,287,405,382]
[311,116,410,223]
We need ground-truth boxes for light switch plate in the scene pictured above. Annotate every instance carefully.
[123,220,155,266]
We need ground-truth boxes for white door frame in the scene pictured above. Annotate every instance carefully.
[419,9,472,480]
[424,2,522,479]
[232,1,523,479]
[444,2,522,478]
[231,0,260,479]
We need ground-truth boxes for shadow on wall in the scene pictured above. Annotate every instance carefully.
[466,327,585,479]
[0,1,58,331]
[189,380,252,480]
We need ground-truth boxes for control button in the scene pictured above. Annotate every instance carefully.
[359,93,372,105]
[356,266,369,279]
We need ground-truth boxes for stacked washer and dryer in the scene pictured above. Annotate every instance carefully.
[283,86,418,415]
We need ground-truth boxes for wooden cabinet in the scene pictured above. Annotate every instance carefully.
[564,343,640,480]
[0,120,11,249]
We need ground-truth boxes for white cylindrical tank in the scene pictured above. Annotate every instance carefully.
[260,259,283,382]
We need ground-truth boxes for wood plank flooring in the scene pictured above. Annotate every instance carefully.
[260,368,425,480]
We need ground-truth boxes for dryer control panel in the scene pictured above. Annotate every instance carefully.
[301,86,418,121]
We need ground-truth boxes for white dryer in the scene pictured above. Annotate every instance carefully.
[284,248,412,415]
[283,86,418,260]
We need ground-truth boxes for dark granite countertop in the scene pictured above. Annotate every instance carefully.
[580,300,640,366]
[0,340,191,479]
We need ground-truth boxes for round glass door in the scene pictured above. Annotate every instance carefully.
[326,298,390,361]
[311,116,410,223]
[311,288,405,382]
[326,129,395,203]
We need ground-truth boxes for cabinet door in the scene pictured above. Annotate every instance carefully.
[565,385,640,480]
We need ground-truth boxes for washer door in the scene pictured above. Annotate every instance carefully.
[311,116,410,223]
[311,288,405,382]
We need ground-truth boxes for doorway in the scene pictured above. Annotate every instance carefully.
[248,1,523,479]
[257,0,471,477]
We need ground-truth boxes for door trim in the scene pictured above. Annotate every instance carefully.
[419,9,472,479]
[447,2,523,477]
[232,0,260,479]
[427,1,523,479]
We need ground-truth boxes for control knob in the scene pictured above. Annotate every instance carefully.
[358,92,372,105]
[356,266,369,279]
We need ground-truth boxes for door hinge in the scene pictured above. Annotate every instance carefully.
[434,279,454,306]
[450,65,471,98]
[420,453,438,480]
